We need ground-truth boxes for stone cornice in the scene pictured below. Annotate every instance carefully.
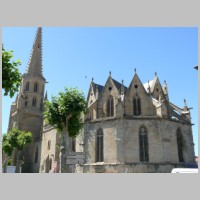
[84,115,193,126]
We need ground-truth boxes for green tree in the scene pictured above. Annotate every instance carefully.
[44,87,88,137]
[44,87,88,172]
[2,45,22,98]
[2,128,32,173]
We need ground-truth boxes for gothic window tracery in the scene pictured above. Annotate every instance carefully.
[177,128,184,162]
[133,96,141,116]
[96,129,104,162]
[25,81,30,91]
[107,95,114,117]
[139,126,149,162]
[34,82,38,93]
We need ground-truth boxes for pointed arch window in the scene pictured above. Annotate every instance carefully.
[34,82,38,93]
[32,97,37,107]
[96,129,104,162]
[177,128,184,162]
[25,81,30,91]
[107,95,114,117]
[35,146,38,163]
[133,96,141,116]
[24,96,28,107]
[139,126,149,162]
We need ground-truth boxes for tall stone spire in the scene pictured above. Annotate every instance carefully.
[26,27,43,77]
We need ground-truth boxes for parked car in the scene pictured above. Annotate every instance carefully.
[171,168,198,173]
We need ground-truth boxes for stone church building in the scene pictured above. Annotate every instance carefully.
[8,28,45,172]
[7,27,197,173]
[77,70,196,173]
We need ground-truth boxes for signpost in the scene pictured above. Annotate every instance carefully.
[66,152,85,165]
[66,159,85,165]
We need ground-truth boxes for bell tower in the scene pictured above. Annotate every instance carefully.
[8,27,46,173]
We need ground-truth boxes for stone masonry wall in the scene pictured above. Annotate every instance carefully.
[80,116,196,173]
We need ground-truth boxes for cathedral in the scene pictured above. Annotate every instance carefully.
[7,27,197,173]
[8,28,45,172]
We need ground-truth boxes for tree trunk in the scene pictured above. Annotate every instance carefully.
[60,122,67,173]
[59,116,72,173]
[15,150,22,173]
[60,129,68,173]
[3,155,8,173]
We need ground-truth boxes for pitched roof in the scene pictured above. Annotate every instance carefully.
[111,78,128,93]
[143,75,162,94]
[143,79,154,93]
[92,82,104,95]
[87,82,104,102]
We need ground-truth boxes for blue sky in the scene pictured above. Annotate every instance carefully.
[2,27,198,155]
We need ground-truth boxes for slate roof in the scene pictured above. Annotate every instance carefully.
[91,82,104,95]
[143,79,154,93]
[111,78,128,93]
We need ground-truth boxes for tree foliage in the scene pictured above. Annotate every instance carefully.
[2,45,22,98]
[2,128,32,156]
[44,87,88,137]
